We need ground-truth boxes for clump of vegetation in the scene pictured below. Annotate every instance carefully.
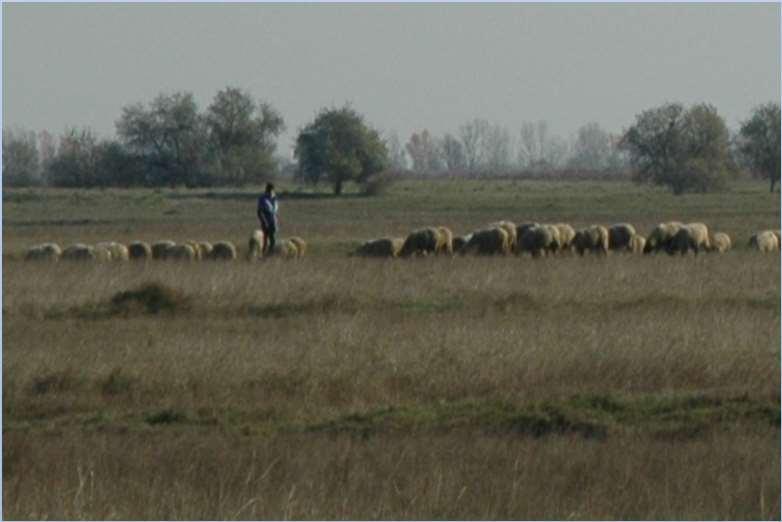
[110,282,191,315]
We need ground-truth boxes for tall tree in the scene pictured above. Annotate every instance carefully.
[2,128,41,187]
[294,105,388,195]
[620,102,734,194]
[439,133,467,171]
[205,87,284,185]
[738,102,781,192]
[406,130,442,174]
[116,91,209,187]
[459,118,490,172]
[569,122,612,171]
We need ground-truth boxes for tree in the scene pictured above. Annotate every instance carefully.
[205,87,284,185]
[439,133,466,171]
[569,122,612,171]
[620,102,734,194]
[484,123,513,173]
[737,102,780,192]
[384,131,409,171]
[518,120,568,171]
[2,128,41,187]
[46,127,101,187]
[405,130,442,174]
[294,105,388,195]
[459,118,490,172]
[116,91,210,187]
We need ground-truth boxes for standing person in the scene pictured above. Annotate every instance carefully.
[257,182,279,255]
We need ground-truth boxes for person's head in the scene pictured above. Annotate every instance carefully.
[265,182,275,195]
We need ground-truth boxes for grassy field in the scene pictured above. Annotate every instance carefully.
[3,178,781,519]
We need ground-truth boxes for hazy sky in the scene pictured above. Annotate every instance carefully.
[3,3,780,156]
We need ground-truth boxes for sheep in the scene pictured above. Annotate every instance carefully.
[435,226,454,255]
[184,240,203,260]
[289,236,307,257]
[710,232,732,254]
[209,241,237,261]
[572,225,609,256]
[152,240,177,260]
[452,234,473,254]
[128,241,152,260]
[554,223,576,251]
[608,223,637,252]
[489,221,517,251]
[643,222,683,254]
[749,230,779,253]
[773,230,781,244]
[542,224,562,254]
[399,227,441,257]
[272,239,299,258]
[96,241,129,261]
[196,241,213,260]
[629,234,646,254]
[462,227,511,256]
[93,243,113,262]
[164,244,197,261]
[355,237,405,258]
[668,223,711,255]
[61,243,97,261]
[518,225,559,258]
[25,243,62,262]
[247,230,265,260]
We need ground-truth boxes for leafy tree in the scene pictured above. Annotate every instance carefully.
[294,105,388,195]
[621,102,734,194]
[737,102,780,192]
[205,87,284,185]
[2,128,41,187]
[46,127,101,187]
[116,91,210,187]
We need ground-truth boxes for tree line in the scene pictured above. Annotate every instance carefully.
[3,87,780,195]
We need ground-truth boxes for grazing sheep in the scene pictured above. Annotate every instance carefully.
[289,236,307,257]
[247,230,265,260]
[710,232,732,254]
[572,226,609,256]
[355,237,405,258]
[164,244,197,261]
[210,241,237,261]
[644,222,683,254]
[272,239,299,258]
[629,234,646,254]
[668,223,711,255]
[608,223,637,252]
[749,230,779,253]
[462,227,511,256]
[96,241,129,261]
[196,241,213,260]
[554,223,576,251]
[489,221,517,251]
[93,243,113,262]
[25,243,62,262]
[773,230,781,244]
[542,224,562,254]
[184,240,203,260]
[61,243,97,261]
[518,225,558,258]
[399,227,440,257]
[152,240,177,260]
[452,234,473,254]
[435,226,454,255]
[128,241,152,260]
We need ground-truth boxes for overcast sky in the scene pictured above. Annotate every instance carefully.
[3,3,780,156]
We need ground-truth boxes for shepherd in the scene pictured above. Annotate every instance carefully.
[257,182,279,255]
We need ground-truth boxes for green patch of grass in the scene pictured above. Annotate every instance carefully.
[144,408,190,425]
[110,282,191,315]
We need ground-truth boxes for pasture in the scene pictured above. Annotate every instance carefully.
[3,179,781,519]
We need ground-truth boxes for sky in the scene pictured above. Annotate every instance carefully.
[3,3,780,156]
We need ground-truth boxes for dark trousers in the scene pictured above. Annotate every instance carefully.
[262,226,276,255]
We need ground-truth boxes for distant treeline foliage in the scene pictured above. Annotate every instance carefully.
[3,94,779,194]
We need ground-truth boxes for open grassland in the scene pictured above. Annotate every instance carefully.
[3,179,781,519]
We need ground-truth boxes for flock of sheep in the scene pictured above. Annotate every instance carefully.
[23,230,307,262]
[354,221,782,258]
[21,221,781,263]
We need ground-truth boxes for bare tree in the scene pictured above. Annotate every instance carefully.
[405,130,442,174]
[439,133,466,171]
[459,118,490,172]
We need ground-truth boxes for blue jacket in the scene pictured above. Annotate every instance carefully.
[257,194,279,230]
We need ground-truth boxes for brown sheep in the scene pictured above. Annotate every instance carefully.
[152,240,177,260]
[608,223,637,252]
[163,244,197,261]
[355,237,405,258]
[399,227,440,257]
[749,230,779,253]
[643,222,683,254]
[289,237,307,257]
[668,223,710,255]
[572,226,609,256]
[710,232,731,254]
[209,241,237,261]
[462,227,511,256]
[272,239,299,258]
[489,221,517,251]
[128,241,152,260]
[435,226,454,255]
[629,234,646,254]
[518,225,558,258]
[25,243,62,262]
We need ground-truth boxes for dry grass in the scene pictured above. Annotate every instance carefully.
[3,179,780,519]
